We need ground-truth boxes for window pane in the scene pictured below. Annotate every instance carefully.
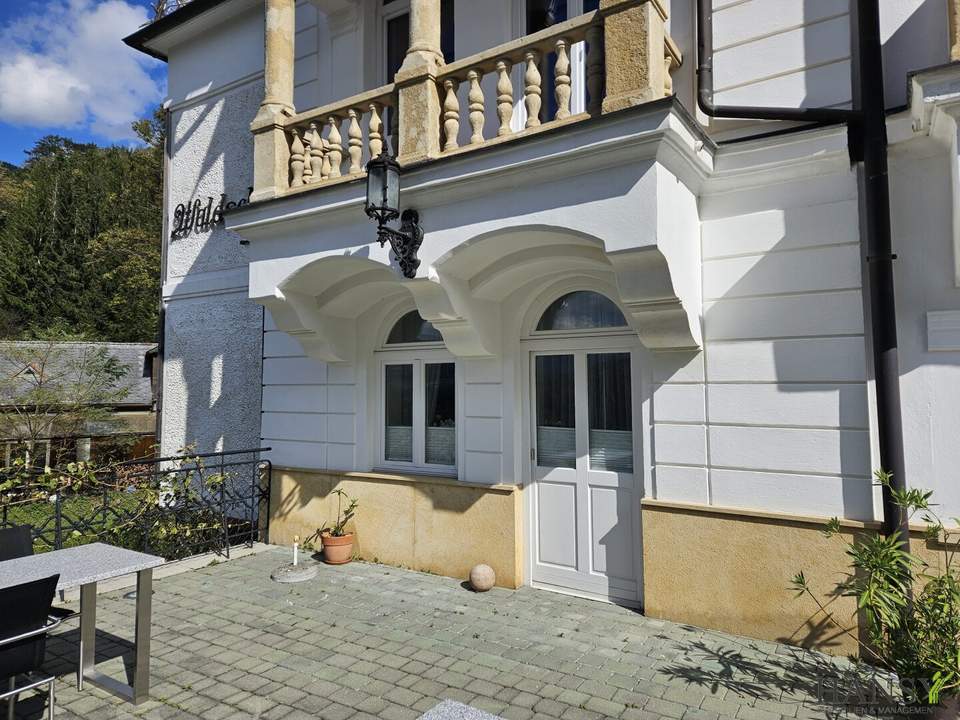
[535,355,575,468]
[387,310,444,344]
[588,353,633,473]
[441,0,455,62]
[425,363,456,465]
[536,291,627,331]
[527,0,567,30]
[385,364,412,462]
[386,13,409,83]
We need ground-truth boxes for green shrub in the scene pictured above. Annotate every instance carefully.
[793,471,959,706]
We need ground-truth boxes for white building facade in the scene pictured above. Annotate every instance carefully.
[127,0,960,650]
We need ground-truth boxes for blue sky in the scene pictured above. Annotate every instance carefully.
[0,0,167,166]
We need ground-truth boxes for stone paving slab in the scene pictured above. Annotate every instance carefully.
[10,548,896,720]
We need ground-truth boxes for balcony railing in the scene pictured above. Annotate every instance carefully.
[252,0,681,201]
[286,84,397,190]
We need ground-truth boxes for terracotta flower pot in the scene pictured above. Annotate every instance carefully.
[932,696,960,720]
[321,532,354,565]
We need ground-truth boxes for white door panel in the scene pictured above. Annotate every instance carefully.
[531,349,640,604]
[536,478,578,568]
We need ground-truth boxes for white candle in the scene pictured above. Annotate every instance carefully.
[293,534,300,566]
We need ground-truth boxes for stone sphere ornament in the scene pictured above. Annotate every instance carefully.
[469,564,496,592]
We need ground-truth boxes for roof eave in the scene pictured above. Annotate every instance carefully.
[123,0,232,62]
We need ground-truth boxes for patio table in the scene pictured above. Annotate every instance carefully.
[0,542,164,704]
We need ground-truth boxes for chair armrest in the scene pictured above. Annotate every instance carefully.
[0,615,65,647]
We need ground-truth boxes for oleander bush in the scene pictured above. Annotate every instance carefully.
[793,471,960,707]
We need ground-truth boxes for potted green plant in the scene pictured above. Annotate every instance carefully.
[318,488,358,565]
[792,471,959,716]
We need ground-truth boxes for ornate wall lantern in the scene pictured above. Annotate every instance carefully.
[364,153,423,278]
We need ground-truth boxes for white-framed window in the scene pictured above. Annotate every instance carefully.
[377,310,457,474]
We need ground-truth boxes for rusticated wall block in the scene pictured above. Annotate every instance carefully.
[599,0,667,114]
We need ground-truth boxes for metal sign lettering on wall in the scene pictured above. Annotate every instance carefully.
[171,187,253,239]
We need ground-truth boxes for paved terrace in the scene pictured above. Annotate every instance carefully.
[16,548,890,720]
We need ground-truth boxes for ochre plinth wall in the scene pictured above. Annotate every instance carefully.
[641,499,879,656]
[268,467,522,588]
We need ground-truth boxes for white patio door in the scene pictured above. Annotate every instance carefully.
[531,349,640,605]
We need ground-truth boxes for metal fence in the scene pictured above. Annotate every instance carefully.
[1,447,272,561]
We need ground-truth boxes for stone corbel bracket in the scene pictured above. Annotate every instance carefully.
[406,274,500,358]
[257,255,499,363]
[260,288,357,364]
[608,246,701,349]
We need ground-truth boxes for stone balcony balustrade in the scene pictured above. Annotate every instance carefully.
[250,0,681,203]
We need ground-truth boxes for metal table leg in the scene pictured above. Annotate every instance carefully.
[78,569,153,705]
[77,582,97,691]
[131,568,152,704]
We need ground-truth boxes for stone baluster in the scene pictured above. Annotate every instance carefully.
[307,122,324,182]
[586,22,604,115]
[301,127,313,184]
[524,50,542,128]
[347,109,363,173]
[467,69,484,144]
[554,39,571,120]
[663,55,674,96]
[289,128,305,187]
[496,60,513,136]
[442,78,460,151]
[368,103,384,158]
[320,135,331,179]
[326,116,343,178]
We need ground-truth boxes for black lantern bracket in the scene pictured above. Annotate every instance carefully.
[364,152,423,279]
[373,209,423,279]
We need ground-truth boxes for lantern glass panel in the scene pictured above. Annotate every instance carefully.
[385,161,400,215]
[366,161,386,216]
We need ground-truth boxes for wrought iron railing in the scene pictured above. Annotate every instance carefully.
[0,447,272,561]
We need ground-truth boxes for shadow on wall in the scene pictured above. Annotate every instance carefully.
[646,189,879,655]
[162,82,265,458]
[711,199,872,521]
[271,471,488,523]
[880,0,950,107]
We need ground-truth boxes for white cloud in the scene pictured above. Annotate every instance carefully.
[0,0,164,141]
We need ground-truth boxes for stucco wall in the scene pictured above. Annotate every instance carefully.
[162,295,262,454]
[641,499,871,656]
[161,72,264,455]
[261,309,359,470]
[268,467,523,587]
[890,144,960,521]
[642,499,957,657]
[657,159,876,521]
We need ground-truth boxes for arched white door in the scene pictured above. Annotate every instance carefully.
[525,292,643,606]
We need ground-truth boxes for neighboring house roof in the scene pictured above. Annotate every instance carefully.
[0,342,156,409]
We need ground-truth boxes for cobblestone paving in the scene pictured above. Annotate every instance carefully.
[13,548,891,720]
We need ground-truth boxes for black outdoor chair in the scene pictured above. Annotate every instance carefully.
[0,574,62,720]
[0,526,32,563]
[0,526,74,623]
